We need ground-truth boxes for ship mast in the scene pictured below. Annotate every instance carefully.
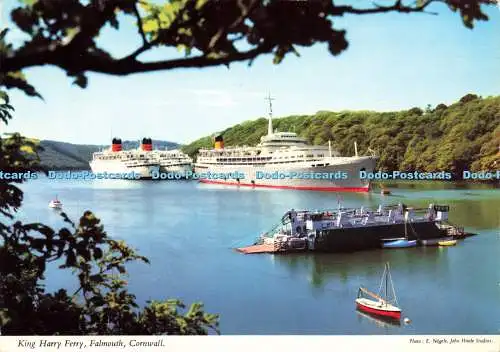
[265,93,275,135]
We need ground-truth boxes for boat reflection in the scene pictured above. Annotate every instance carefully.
[91,178,143,189]
[356,309,402,329]
[273,246,447,289]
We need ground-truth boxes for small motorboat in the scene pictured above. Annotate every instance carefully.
[355,262,402,320]
[379,183,391,195]
[438,239,457,246]
[420,237,453,246]
[48,196,63,209]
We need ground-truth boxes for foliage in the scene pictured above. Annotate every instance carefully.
[0,0,495,98]
[0,94,219,335]
[183,94,500,177]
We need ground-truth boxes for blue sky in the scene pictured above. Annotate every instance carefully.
[2,1,499,145]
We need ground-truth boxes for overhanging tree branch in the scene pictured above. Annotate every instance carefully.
[79,42,274,75]
[0,0,495,95]
[330,0,440,15]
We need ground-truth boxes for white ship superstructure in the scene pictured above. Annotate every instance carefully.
[194,95,378,192]
[152,149,193,174]
[89,138,160,179]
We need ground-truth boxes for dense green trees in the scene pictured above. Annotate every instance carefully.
[183,95,500,177]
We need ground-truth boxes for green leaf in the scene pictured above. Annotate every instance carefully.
[93,247,103,259]
[73,74,88,89]
[1,72,43,99]
[109,16,119,30]
[0,90,10,104]
[19,0,38,5]
[0,28,8,41]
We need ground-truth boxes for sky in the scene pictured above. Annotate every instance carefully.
[1,0,499,145]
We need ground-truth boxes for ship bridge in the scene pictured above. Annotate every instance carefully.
[259,132,309,148]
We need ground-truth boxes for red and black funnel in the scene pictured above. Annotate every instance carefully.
[111,138,122,152]
[141,137,153,151]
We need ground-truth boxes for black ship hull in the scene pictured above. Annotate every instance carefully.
[312,221,448,252]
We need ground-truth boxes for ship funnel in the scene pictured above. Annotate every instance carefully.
[141,137,153,151]
[214,134,224,150]
[111,137,122,152]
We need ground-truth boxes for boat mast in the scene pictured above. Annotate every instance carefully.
[404,211,408,240]
[388,264,399,307]
[385,262,389,306]
[377,263,387,300]
[265,93,275,135]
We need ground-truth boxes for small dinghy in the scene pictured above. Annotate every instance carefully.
[48,196,62,209]
[382,238,417,248]
[356,262,402,320]
[438,239,457,246]
[382,216,417,248]
[420,237,453,246]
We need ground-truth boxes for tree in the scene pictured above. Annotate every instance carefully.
[0,0,495,97]
[435,103,448,111]
[459,93,480,104]
[0,94,219,335]
[408,107,424,116]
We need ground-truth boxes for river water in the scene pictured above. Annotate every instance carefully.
[14,177,500,334]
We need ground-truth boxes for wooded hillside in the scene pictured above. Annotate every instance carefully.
[38,140,180,170]
[183,94,500,176]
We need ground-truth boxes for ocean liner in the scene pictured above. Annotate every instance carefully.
[239,203,467,254]
[152,149,193,174]
[194,95,378,192]
[89,138,160,179]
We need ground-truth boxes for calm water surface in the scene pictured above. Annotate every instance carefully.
[16,177,500,334]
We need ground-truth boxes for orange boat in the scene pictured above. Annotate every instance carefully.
[355,262,402,320]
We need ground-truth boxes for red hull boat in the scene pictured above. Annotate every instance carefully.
[355,263,402,320]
